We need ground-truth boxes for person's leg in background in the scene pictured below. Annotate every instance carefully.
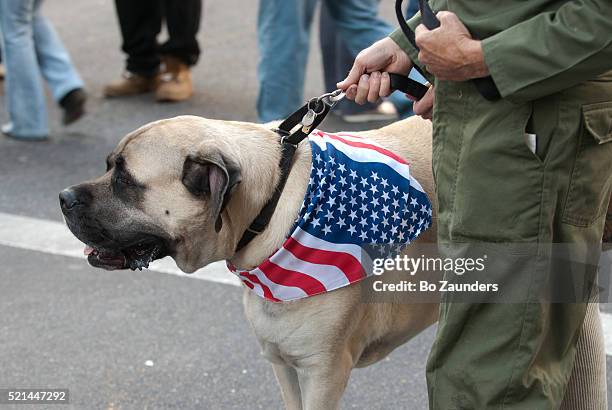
[324,0,413,118]
[257,0,318,122]
[104,0,163,97]
[319,2,397,123]
[385,0,420,117]
[0,0,49,140]
[0,42,4,80]
[32,5,86,125]
[156,0,202,102]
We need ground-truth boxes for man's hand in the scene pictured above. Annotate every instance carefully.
[411,86,435,120]
[415,11,488,81]
[337,37,412,105]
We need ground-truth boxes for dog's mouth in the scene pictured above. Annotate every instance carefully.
[84,236,168,271]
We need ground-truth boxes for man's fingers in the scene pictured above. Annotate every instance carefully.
[354,74,371,105]
[415,23,428,37]
[337,59,364,90]
[415,29,433,61]
[436,11,457,24]
[413,87,435,117]
[367,72,381,103]
[345,84,358,100]
[380,72,391,97]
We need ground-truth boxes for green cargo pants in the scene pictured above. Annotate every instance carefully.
[426,72,612,409]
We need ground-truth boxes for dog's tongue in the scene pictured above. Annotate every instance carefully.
[84,246,94,256]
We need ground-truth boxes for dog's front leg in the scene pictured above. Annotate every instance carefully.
[272,363,303,410]
[297,352,353,410]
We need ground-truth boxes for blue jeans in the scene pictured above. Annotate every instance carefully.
[0,0,84,139]
[257,0,393,122]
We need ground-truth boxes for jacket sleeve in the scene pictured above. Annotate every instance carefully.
[482,0,612,103]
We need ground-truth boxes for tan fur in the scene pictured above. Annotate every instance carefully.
[105,115,438,410]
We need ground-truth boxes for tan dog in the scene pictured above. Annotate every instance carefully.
[59,115,602,409]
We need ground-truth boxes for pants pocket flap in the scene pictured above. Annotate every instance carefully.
[583,101,612,144]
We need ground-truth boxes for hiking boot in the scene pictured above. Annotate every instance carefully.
[104,71,159,98]
[155,56,193,102]
[60,88,87,125]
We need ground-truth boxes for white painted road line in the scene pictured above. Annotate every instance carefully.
[0,212,240,287]
[2,211,612,356]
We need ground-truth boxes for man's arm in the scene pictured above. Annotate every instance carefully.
[482,0,612,103]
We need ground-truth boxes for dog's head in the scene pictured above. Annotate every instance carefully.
[60,116,249,273]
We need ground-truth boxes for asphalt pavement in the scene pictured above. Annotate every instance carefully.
[0,1,610,409]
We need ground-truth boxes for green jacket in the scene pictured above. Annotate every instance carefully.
[389,0,612,244]
[390,0,612,104]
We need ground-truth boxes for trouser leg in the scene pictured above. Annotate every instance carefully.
[319,2,376,115]
[559,294,608,410]
[322,0,390,58]
[323,0,415,117]
[0,0,48,138]
[31,6,84,102]
[159,0,201,66]
[426,80,612,409]
[114,0,162,76]
[256,0,317,122]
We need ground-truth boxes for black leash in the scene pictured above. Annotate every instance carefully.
[235,94,337,251]
[395,0,501,101]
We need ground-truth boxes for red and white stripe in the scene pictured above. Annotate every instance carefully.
[310,131,426,194]
[230,227,368,302]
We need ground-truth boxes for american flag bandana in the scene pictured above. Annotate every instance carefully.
[228,130,432,302]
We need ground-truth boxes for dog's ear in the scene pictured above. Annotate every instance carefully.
[182,153,242,232]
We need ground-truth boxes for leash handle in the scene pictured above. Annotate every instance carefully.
[418,0,440,30]
[388,73,429,99]
[394,0,501,101]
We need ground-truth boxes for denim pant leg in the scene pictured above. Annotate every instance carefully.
[323,0,391,56]
[32,8,84,102]
[0,0,48,138]
[324,0,414,117]
[319,2,378,115]
[257,0,317,122]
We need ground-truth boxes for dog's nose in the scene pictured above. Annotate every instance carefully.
[59,189,81,210]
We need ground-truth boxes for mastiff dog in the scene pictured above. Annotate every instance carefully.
[60,115,603,409]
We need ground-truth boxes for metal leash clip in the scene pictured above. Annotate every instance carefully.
[319,89,346,107]
[300,89,346,134]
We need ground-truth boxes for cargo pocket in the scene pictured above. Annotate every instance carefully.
[562,101,612,227]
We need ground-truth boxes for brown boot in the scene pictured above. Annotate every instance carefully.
[155,56,193,102]
[104,71,159,98]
